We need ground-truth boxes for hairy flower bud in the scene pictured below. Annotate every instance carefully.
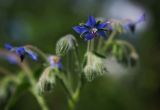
[37,67,57,94]
[83,52,107,81]
[109,19,124,33]
[56,34,78,56]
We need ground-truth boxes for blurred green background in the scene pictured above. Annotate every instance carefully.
[0,0,160,110]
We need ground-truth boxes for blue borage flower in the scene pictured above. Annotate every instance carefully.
[73,16,110,40]
[48,55,62,70]
[4,43,37,62]
[124,13,145,33]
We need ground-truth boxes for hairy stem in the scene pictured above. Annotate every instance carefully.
[115,40,137,53]
[68,83,81,110]
[30,89,49,110]
[97,38,103,53]
[57,74,73,100]
[102,31,117,52]
[19,62,49,110]
[87,41,92,52]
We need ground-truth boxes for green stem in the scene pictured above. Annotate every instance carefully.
[73,48,81,79]
[97,38,103,53]
[102,31,117,52]
[74,49,81,70]
[66,52,71,80]
[57,64,81,110]
[68,83,81,110]
[57,74,73,100]
[87,41,91,52]
[19,62,49,110]
[90,39,94,52]
[108,31,117,43]
[30,89,49,110]
[87,40,92,66]
[19,62,35,85]
[4,86,20,110]
[68,49,83,110]
[115,40,137,53]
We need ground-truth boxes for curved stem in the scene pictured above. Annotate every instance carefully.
[102,31,117,52]
[68,82,81,110]
[30,89,49,110]
[57,73,73,100]
[19,62,49,110]
[108,31,117,43]
[68,49,83,110]
[115,40,137,53]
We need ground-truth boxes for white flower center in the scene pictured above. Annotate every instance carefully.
[91,28,98,34]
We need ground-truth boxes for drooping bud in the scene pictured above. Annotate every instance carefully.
[129,51,139,66]
[36,67,57,94]
[83,52,107,81]
[56,34,78,56]
[108,19,124,33]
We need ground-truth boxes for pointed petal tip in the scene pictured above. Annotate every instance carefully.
[86,15,96,27]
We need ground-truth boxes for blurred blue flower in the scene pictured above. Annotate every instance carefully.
[6,55,18,64]
[4,43,37,62]
[0,51,18,64]
[124,14,145,33]
[73,16,109,40]
[48,56,62,70]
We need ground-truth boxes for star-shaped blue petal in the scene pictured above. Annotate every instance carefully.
[73,16,110,40]
[85,16,96,27]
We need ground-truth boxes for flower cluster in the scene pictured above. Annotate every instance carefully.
[73,14,145,40]
[1,14,145,110]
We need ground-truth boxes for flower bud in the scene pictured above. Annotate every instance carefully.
[83,52,107,81]
[109,19,124,33]
[56,34,78,56]
[129,52,139,66]
[36,67,57,94]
